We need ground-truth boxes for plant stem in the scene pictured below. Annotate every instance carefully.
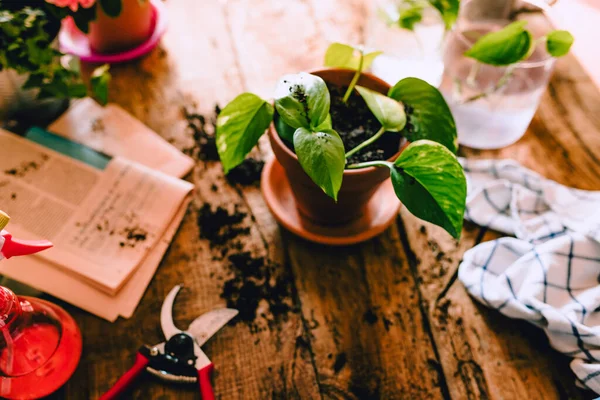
[346,160,392,169]
[343,49,364,103]
[466,62,480,87]
[461,65,515,104]
[345,126,386,159]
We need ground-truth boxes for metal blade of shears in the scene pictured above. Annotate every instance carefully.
[187,308,238,346]
[160,285,184,340]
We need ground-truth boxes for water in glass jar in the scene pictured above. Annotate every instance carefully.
[440,22,555,149]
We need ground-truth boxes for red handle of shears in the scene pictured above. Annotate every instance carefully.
[100,352,149,400]
[198,363,215,400]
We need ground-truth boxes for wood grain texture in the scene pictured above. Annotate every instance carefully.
[399,14,600,400]
[36,2,600,400]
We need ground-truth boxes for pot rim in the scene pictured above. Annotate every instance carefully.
[269,67,403,177]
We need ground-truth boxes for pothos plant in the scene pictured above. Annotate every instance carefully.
[459,21,574,103]
[0,1,111,104]
[379,0,460,32]
[216,43,466,239]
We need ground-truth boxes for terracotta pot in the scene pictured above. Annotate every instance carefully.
[88,0,154,54]
[268,68,404,226]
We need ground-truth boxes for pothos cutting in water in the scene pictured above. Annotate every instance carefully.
[216,43,466,239]
[379,0,460,31]
[459,20,574,103]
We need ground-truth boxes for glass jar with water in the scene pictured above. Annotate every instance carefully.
[439,0,557,149]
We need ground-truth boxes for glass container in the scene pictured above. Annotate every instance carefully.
[439,0,557,149]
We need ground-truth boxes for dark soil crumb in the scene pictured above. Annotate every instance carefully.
[119,226,149,248]
[333,352,347,374]
[436,251,446,262]
[4,160,42,177]
[10,193,16,200]
[226,158,265,186]
[197,204,249,246]
[363,309,378,325]
[210,184,218,192]
[220,251,295,328]
[382,316,393,331]
[420,226,427,234]
[437,298,451,325]
[182,104,220,161]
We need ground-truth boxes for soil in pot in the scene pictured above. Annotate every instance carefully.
[283,83,406,165]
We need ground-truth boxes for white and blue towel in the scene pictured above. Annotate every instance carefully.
[458,158,600,394]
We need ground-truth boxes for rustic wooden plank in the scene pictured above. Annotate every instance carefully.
[401,14,600,398]
[223,0,448,398]
[53,1,322,398]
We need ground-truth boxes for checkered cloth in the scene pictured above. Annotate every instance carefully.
[457,158,600,394]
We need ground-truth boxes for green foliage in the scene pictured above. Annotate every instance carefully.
[398,4,424,30]
[99,0,122,17]
[324,43,382,71]
[324,42,382,103]
[0,6,110,104]
[355,86,406,132]
[274,73,345,200]
[378,0,459,31]
[546,30,574,57]
[390,140,466,238]
[274,72,330,130]
[388,77,458,153]
[215,93,274,173]
[428,0,460,30]
[217,42,467,232]
[465,21,533,66]
[90,63,110,105]
[293,127,345,201]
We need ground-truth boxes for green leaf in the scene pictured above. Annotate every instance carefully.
[390,140,466,238]
[276,113,333,145]
[67,83,88,98]
[355,86,406,132]
[388,77,457,153]
[72,6,96,34]
[99,0,122,17]
[293,127,345,201]
[428,0,460,30]
[216,93,274,173]
[324,43,382,70]
[398,4,423,31]
[274,72,330,130]
[274,114,296,144]
[546,30,574,57]
[464,21,533,66]
[91,64,111,105]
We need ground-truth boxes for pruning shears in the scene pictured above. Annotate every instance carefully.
[100,285,238,400]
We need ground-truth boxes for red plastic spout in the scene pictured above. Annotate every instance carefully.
[1,231,53,259]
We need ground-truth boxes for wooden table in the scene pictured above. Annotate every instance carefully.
[49,1,600,398]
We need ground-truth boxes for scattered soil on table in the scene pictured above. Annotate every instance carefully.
[333,352,348,374]
[226,158,265,186]
[181,103,264,186]
[281,84,408,165]
[197,204,249,246]
[182,104,220,161]
[363,309,379,325]
[184,101,296,330]
[220,251,295,329]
